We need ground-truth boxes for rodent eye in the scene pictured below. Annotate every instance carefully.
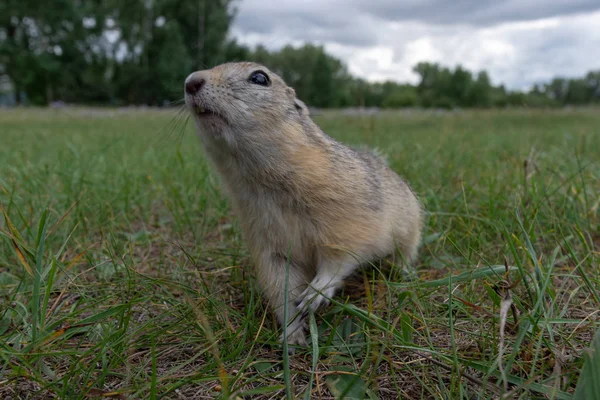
[249,71,270,86]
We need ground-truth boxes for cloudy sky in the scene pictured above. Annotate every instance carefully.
[230,0,600,90]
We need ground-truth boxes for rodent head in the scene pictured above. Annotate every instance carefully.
[184,62,309,144]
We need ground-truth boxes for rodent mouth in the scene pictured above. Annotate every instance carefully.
[185,93,226,123]
[194,104,224,120]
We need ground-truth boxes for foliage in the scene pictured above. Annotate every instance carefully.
[1,1,600,108]
[1,0,234,105]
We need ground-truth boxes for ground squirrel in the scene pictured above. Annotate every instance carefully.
[184,62,422,351]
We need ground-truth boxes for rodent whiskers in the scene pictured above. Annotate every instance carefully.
[152,102,190,147]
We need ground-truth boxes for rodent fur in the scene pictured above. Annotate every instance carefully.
[184,62,422,349]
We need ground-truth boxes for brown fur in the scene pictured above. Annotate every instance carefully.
[184,62,422,350]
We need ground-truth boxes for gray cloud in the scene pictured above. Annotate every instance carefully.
[234,2,379,47]
[231,1,600,89]
[352,0,600,26]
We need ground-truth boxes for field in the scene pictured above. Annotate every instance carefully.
[1,107,599,399]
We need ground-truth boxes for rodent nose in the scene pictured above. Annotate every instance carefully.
[185,76,205,95]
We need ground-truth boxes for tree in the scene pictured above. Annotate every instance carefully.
[565,78,590,105]
[0,0,237,105]
[545,78,568,103]
[466,71,492,108]
[222,38,251,62]
[450,66,472,106]
[309,49,335,107]
[155,21,193,103]
[490,84,508,107]
[413,62,456,108]
[0,0,103,104]
[381,84,419,108]
[584,71,600,103]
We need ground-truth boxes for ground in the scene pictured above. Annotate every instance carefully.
[0,106,599,399]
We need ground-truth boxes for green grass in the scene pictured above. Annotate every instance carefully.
[1,106,599,399]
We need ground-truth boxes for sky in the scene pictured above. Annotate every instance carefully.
[230,0,600,90]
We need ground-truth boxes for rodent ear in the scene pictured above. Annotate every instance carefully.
[294,98,309,116]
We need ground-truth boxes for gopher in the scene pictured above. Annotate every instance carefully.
[184,62,422,351]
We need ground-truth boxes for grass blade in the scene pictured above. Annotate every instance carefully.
[392,264,518,288]
[303,311,319,400]
[282,244,292,400]
[31,208,49,345]
[574,327,600,400]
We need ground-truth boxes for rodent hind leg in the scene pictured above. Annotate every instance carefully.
[295,255,358,313]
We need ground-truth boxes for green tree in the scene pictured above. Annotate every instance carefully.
[506,91,526,107]
[381,84,419,108]
[223,38,251,62]
[155,21,193,102]
[450,66,472,106]
[490,84,508,107]
[0,0,104,104]
[309,50,334,107]
[524,84,558,107]
[413,62,455,109]
[565,78,590,105]
[0,0,236,105]
[584,71,600,103]
[545,78,568,103]
[466,71,492,108]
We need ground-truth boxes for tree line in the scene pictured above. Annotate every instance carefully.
[1,0,599,108]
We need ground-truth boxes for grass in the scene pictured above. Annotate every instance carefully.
[0,106,599,399]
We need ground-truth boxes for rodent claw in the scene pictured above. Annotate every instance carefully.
[296,285,335,314]
[279,326,308,351]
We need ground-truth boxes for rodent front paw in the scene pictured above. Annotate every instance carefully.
[295,285,336,313]
[279,326,308,354]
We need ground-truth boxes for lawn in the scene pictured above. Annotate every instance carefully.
[1,106,599,399]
